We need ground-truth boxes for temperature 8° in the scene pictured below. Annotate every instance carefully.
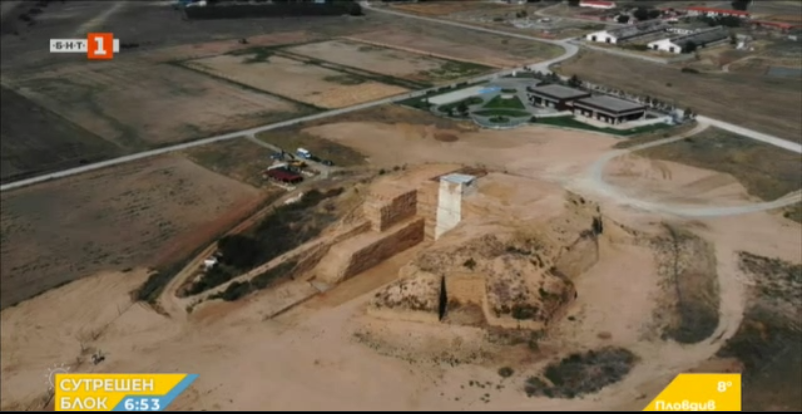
[717,381,733,392]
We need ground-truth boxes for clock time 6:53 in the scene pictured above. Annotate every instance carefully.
[122,397,162,411]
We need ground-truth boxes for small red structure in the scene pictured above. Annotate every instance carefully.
[751,20,801,32]
[686,6,751,18]
[264,168,303,184]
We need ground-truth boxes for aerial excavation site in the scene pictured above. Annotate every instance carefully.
[0,0,800,412]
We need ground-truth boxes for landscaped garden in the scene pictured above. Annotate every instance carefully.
[533,116,672,136]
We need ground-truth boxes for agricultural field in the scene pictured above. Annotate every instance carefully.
[183,53,409,109]
[0,156,262,309]
[182,137,284,188]
[350,21,565,68]
[284,39,492,85]
[0,86,121,183]
[388,1,513,17]
[557,50,802,142]
[6,61,304,149]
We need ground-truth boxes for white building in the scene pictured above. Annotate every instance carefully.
[647,38,684,54]
[647,27,730,54]
[579,0,616,9]
[584,19,667,44]
[584,30,619,44]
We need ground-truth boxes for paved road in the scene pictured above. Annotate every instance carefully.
[697,115,802,154]
[1,7,576,193]
[363,2,579,72]
[578,122,802,218]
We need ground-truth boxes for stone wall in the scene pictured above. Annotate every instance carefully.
[364,188,418,232]
[554,232,600,279]
[445,272,485,306]
[416,181,440,241]
[316,217,425,284]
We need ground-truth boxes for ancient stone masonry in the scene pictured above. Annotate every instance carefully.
[416,180,440,241]
[364,188,418,232]
[445,272,486,307]
[315,217,425,284]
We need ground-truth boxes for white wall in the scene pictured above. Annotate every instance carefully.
[648,38,682,53]
[434,180,463,240]
[580,3,615,9]
[584,30,619,44]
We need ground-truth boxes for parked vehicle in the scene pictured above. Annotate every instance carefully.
[296,148,311,159]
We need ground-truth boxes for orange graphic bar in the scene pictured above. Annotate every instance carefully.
[87,33,114,60]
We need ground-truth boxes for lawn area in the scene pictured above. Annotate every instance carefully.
[482,94,526,111]
[474,109,531,118]
[535,116,672,136]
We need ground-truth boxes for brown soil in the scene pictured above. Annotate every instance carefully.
[185,54,408,109]
[6,61,302,149]
[2,108,801,412]
[0,156,260,309]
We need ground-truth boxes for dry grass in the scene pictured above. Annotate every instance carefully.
[0,156,260,309]
[184,54,408,109]
[7,62,303,148]
[182,137,281,189]
[557,50,802,142]
[715,252,801,411]
[637,128,802,202]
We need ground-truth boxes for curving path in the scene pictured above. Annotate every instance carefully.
[2,3,799,195]
[576,122,802,218]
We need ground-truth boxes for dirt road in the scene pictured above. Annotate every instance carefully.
[575,121,802,217]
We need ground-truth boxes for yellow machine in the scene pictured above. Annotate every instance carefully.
[288,160,307,169]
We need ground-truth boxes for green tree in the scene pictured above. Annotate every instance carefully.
[633,7,650,21]
[731,0,751,11]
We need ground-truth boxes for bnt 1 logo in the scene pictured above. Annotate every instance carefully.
[49,33,120,60]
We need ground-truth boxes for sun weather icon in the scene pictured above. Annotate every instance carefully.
[44,363,70,391]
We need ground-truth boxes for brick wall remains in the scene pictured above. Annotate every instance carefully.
[416,181,440,241]
[364,188,418,232]
[554,232,599,279]
[316,217,425,284]
[445,272,485,306]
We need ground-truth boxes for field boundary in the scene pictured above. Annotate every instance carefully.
[168,60,324,112]
[340,36,507,70]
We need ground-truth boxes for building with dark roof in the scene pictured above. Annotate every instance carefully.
[647,27,730,54]
[526,84,591,110]
[573,96,647,124]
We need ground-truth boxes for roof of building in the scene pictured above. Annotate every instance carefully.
[442,173,476,185]
[607,19,667,39]
[529,84,590,100]
[575,95,646,113]
[753,21,801,29]
[580,0,615,6]
[687,6,750,17]
[669,27,730,46]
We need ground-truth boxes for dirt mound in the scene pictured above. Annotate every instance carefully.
[434,132,459,142]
